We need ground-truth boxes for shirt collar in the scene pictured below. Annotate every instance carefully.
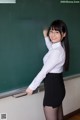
[52,42,61,49]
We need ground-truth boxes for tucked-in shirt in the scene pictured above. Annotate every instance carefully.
[28,37,65,90]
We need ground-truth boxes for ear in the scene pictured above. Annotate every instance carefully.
[63,32,66,38]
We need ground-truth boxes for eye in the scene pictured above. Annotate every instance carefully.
[55,31,59,33]
[49,30,53,33]
[50,30,52,32]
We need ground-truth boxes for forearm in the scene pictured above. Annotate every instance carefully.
[44,37,52,50]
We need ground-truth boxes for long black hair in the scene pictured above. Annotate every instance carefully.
[47,20,70,71]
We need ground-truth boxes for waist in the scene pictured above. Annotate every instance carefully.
[49,68,63,73]
[46,72,63,79]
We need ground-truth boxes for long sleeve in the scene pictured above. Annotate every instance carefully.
[28,50,61,90]
[44,37,52,50]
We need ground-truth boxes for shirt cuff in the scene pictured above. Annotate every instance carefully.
[44,37,49,40]
[28,84,35,91]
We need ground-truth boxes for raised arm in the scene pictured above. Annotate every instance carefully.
[43,29,52,50]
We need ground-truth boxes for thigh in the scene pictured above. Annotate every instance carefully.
[43,106,58,120]
[58,104,64,120]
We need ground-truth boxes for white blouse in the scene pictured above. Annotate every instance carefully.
[28,37,65,90]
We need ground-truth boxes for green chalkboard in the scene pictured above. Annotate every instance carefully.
[0,0,80,93]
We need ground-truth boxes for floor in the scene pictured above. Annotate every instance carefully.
[67,112,80,120]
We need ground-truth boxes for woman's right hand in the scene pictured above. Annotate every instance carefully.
[26,87,33,95]
[43,29,48,38]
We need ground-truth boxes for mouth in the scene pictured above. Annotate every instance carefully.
[51,39,56,41]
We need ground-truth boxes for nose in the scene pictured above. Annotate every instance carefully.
[53,32,56,36]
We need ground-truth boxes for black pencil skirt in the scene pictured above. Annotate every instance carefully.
[43,73,66,108]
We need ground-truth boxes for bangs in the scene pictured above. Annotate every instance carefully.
[50,25,62,33]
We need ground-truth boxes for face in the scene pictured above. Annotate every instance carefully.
[49,29,66,43]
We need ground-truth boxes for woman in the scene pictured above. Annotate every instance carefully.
[26,20,70,120]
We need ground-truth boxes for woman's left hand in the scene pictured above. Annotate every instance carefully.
[26,87,33,95]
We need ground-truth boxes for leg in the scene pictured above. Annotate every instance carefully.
[58,104,64,120]
[43,106,58,120]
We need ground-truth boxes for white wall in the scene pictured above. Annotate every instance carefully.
[63,77,80,114]
[0,77,80,120]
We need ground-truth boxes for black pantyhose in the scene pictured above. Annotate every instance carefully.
[43,106,58,120]
[43,105,63,120]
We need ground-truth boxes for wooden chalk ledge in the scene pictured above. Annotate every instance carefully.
[13,92,27,98]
